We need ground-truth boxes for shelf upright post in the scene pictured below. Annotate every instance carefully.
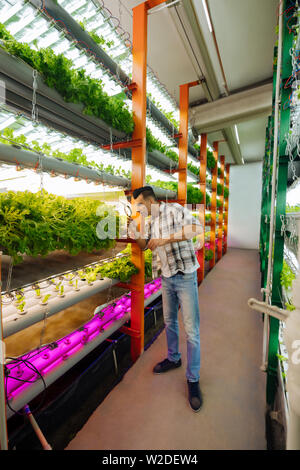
[198,133,207,283]
[260,118,272,284]
[266,0,296,406]
[209,141,218,268]
[261,45,277,291]
[177,81,200,205]
[217,155,225,260]
[223,164,230,254]
[130,0,166,362]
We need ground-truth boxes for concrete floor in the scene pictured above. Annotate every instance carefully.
[66,248,267,450]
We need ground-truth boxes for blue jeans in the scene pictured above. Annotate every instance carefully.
[161,270,201,382]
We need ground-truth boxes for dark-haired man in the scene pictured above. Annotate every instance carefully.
[129,186,204,412]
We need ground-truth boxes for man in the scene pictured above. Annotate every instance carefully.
[129,186,204,412]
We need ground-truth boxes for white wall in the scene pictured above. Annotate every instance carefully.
[228,162,262,250]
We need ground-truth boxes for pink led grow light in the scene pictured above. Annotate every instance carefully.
[5,278,162,403]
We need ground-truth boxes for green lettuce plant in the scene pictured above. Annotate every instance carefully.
[0,23,134,134]
[0,190,117,263]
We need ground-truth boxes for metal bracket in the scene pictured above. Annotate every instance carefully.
[116,282,143,292]
[119,325,141,339]
[102,139,142,151]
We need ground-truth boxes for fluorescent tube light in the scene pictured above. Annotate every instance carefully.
[0,116,15,131]
[234,125,240,145]
[202,0,213,33]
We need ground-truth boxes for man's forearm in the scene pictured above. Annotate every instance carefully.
[128,218,148,250]
[166,224,203,244]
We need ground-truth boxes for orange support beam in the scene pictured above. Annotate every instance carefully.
[209,141,218,269]
[217,155,225,261]
[129,1,149,362]
[197,133,207,283]
[223,164,230,254]
[178,84,189,205]
[178,81,200,205]
[127,0,170,362]
[145,0,166,9]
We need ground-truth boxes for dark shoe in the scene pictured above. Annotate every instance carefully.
[187,380,203,412]
[153,358,182,374]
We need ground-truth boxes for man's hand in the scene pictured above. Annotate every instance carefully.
[147,238,168,251]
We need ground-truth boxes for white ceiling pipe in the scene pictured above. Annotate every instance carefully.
[5,288,162,419]
[192,83,272,134]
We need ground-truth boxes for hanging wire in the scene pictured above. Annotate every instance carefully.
[31,70,38,124]
[5,258,13,296]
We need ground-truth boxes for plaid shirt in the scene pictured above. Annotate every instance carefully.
[145,202,203,278]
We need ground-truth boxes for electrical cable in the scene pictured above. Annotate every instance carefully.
[5,356,47,416]
[173,5,213,102]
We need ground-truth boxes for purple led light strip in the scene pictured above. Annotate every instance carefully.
[5,278,162,401]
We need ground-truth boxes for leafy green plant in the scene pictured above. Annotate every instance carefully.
[42,294,51,305]
[16,301,26,314]
[0,190,117,263]
[0,23,134,134]
[217,183,224,196]
[92,256,139,282]
[35,288,41,298]
[285,302,296,312]
[281,260,295,291]
[187,162,199,177]
[147,92,179,129]
[79,20,115,49]
[205,249,214,261]
[121,244,152,279]
[207,150,216,170]
[286,204,300,213]
[86,271,97,284]
[55,282,62,292]
[148,179,209,206]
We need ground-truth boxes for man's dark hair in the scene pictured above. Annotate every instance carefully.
[132,186,157,201]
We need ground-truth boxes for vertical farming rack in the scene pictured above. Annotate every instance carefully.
[0,0,231,449]
[259,0,300,420]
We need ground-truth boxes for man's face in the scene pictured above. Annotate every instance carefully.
[132,194,157,217]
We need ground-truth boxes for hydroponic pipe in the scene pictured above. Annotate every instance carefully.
[0,143,130,188]
[3,278,119,338]
[262,0,283,371]
[5,280,162,396]
[0,143,177,199]
[5,279,162,418]
[148,150,199,182]
[27,0,198,156]
[0,47,125,142]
